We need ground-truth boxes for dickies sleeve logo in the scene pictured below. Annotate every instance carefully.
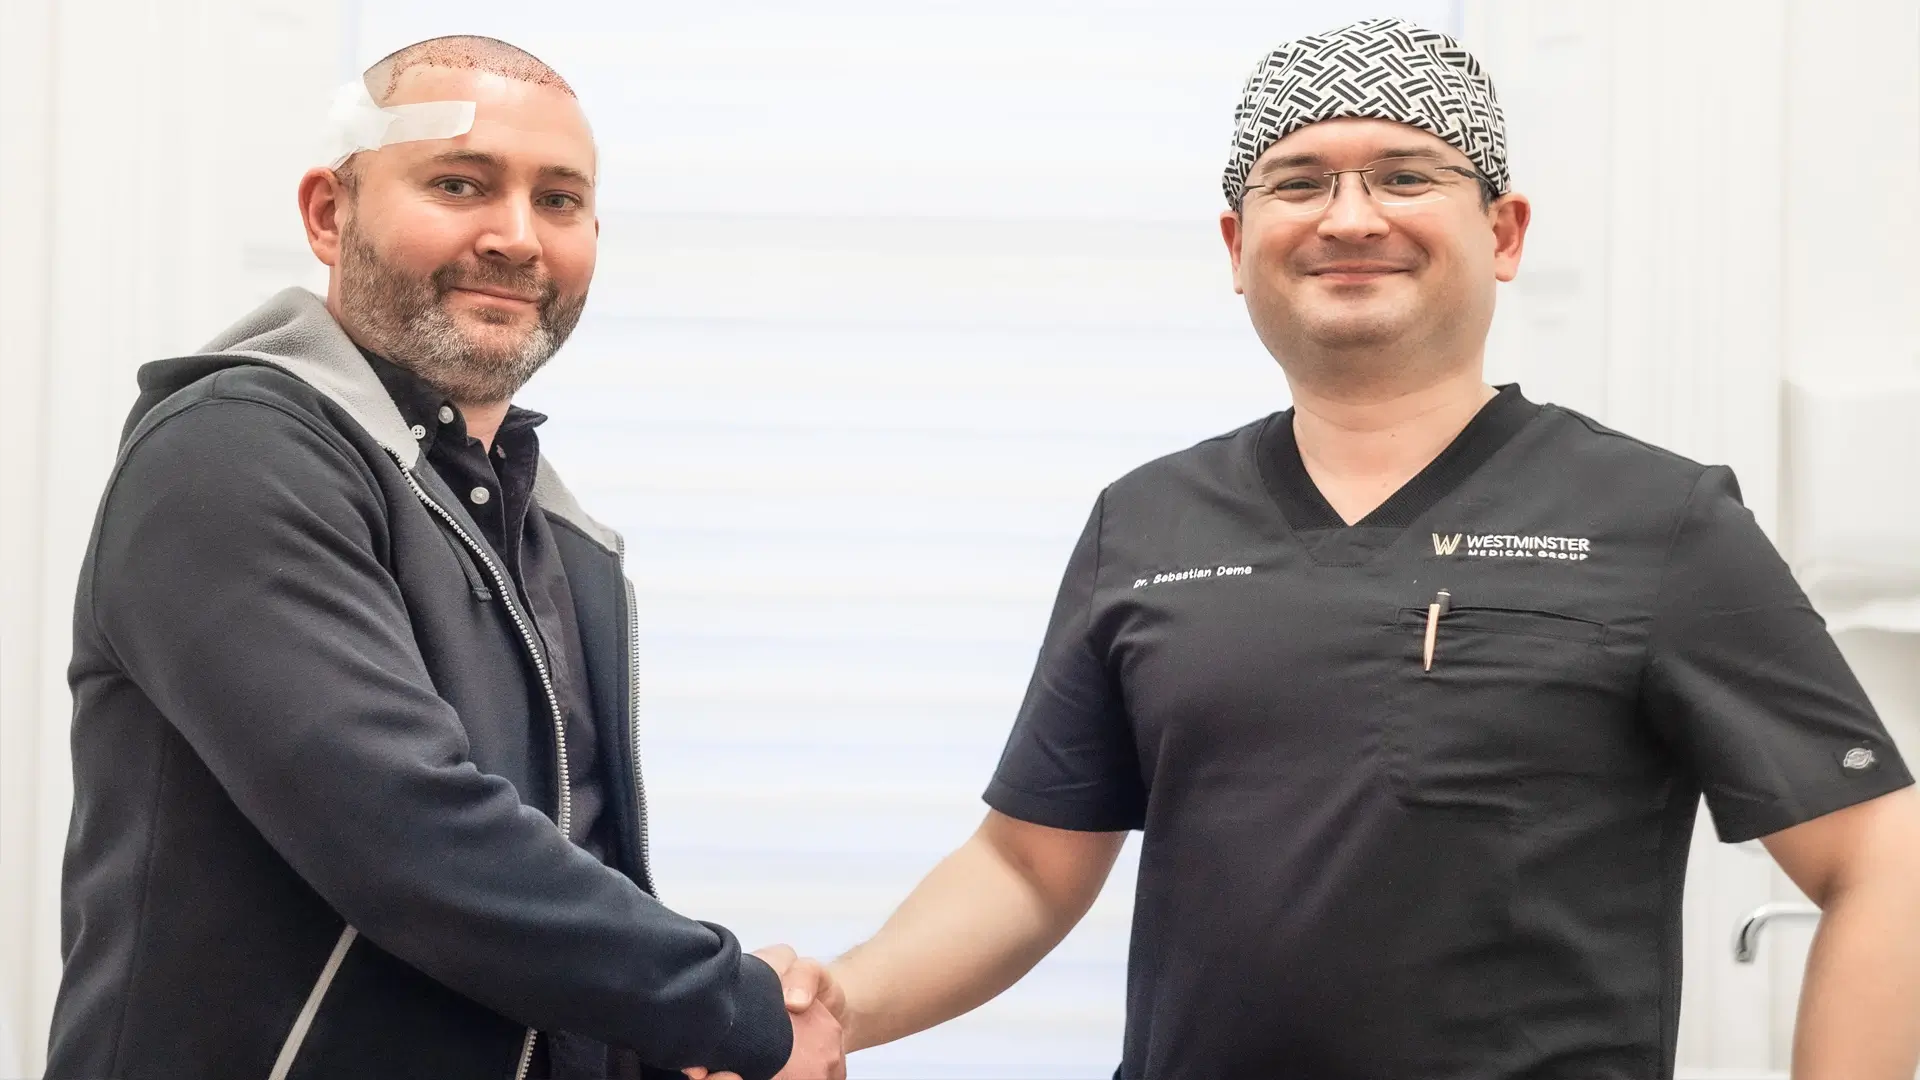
[1841,746,1878,772]
[1432,533,1593,561]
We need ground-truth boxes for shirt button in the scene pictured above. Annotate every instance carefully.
[469,487,491,506]
[409,424,427,440]
[438,405,456,424]
[495,445,507,459]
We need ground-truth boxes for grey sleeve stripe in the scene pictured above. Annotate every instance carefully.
[267,925,359,1080]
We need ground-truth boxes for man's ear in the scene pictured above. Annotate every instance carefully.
[298,166,352,267]
[1489,192,1531,283]
[1220,209,1247,296]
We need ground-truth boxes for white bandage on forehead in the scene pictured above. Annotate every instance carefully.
[323,78,476,168]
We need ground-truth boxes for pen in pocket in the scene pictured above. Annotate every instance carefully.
[1423,590,1451,671]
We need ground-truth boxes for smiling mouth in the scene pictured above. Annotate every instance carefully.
[1307,268,1409,286]
[453,287,540,305]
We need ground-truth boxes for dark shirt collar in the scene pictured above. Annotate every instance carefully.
[356,346,548,454]
[1259,382,1541,532]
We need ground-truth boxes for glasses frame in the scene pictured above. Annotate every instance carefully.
[1242,157,1495,217]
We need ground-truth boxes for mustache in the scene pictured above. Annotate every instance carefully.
[430,260,562,307]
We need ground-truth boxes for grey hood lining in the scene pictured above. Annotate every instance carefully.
[532,457,622,553]
[196,287,420,467]
[190,287,621,554]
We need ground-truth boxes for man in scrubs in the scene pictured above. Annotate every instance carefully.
[765,16,1920,1080]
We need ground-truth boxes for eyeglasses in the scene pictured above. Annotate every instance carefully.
[1242,155,1492,216]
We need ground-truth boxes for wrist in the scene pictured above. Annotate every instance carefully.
[707,953,795,1080]
[827,958,878,1052]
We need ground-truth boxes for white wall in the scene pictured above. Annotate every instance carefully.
[1780,0,1920,1064]
[1465,0,1920,1070]
[0,0,345,1071]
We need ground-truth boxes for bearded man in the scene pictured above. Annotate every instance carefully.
[47,35,840,1080]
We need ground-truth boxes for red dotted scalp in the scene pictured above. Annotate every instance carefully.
[365,35,574,102]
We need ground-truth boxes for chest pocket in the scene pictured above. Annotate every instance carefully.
[1377,605,1634,818]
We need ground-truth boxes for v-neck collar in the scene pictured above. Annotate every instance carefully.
[1258,383,1541,533]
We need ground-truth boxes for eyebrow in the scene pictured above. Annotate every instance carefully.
[1253,145,1453,176]
[424,149,596,188]
[541,164,596,188]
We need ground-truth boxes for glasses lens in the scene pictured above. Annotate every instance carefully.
[1257,171,1334,213]
[1368,157,1449,205]
[1249,157,1475,214]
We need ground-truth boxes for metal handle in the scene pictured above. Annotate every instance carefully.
[1733,902,1821,963]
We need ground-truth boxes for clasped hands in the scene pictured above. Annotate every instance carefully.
[684,944,846,1080]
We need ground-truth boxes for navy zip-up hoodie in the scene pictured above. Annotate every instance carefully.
[48,288,793,1080]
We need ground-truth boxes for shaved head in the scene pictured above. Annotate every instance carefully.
[300,33,598,406]
[335,36,578,193]
[364,35,573,105]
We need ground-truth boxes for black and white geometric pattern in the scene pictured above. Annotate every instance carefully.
[1224,17,1509,207]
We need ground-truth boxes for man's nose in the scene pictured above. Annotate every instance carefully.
[1316,173,1390,243]
[477,199,541,264]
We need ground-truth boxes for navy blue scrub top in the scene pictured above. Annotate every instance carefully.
[987,385,1912,1080]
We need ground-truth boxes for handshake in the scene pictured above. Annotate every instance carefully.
[684,944,848,1080]
[666,811,1122,1078]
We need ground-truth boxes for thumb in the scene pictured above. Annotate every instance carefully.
[682,1070,708,1079]
[783,980,814,1011]
[750,943,797,976]
[778,957,835,1013]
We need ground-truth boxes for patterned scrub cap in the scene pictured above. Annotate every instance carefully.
[1223,17,1509,207]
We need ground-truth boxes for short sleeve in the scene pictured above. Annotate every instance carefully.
[984,492,1146,831]
[1643,466,1913,842]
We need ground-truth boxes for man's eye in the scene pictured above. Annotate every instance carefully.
[1380,170,1432,186]
[1261,177,1325,201]
[435,179,479,196]
[538,193,581,210]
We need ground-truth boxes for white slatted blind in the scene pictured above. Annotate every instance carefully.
[358,4,1453,1075]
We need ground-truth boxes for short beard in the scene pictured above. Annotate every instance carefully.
[335,222,587,404]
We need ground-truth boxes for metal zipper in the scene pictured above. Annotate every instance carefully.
[267,926,358,1080]
[512,1028,538,1080]
[616,534,656,895]
[386,451,570,1080]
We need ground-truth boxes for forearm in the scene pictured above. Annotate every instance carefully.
[1792,879,1920,1079]
[830,833,1090,1051]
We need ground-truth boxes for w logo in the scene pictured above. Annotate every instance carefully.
[1432,533,1463,556]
